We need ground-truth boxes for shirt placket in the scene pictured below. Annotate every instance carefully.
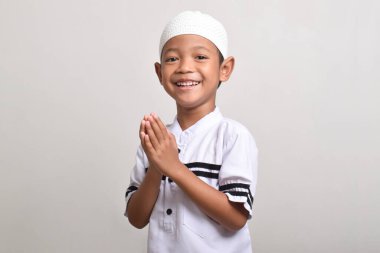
[177,131,190,159]
[162,180,175,233]
[162,131,190,234]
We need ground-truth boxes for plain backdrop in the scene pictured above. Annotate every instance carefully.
[1,0,379,252]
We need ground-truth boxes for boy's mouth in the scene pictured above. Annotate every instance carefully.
[175,81,200,87]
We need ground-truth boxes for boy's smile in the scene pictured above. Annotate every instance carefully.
[175,80,200,88]
[155,34,234,113]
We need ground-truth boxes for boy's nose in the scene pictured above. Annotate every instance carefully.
[176,58,194,73]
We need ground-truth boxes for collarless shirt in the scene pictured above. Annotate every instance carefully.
[125,107,258,253]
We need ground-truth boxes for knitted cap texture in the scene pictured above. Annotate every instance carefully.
[159,11,228,58]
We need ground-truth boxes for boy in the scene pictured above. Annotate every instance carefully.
[125,11,258,253]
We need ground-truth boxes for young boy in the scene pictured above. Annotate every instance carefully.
[125,11,258,253]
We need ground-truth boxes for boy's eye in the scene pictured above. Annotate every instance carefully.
[165,57,178,62]
[196,55,208,60]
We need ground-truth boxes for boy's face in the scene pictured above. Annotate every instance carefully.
[155,34,233,111]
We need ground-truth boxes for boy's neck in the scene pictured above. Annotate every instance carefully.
[176,103,216,131]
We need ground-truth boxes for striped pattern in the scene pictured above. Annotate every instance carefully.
[185,162,221,179]
[143,163,222,181]
[125,185,138,199]
[129,165,253,211]
[219,183,254,208]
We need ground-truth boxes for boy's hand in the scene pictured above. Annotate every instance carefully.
[140,113,181,177]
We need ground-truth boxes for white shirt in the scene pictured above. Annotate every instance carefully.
[125,107,258,253]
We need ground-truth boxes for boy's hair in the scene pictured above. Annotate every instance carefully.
[218,50,224,65]
[218,50,224,87]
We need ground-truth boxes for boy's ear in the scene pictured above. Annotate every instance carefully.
[154,62,163,84]
[219,56,235,83]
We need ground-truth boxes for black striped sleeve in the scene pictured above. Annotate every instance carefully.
[125,185,138,199]
[185,162,222,171]
[185,162,222,179]
[219,183,254,209]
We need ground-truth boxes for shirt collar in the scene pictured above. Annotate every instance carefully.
[169,107,223,137]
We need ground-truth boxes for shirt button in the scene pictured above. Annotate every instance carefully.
[166,208,173,215]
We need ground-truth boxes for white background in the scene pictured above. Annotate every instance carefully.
[1,0,379,252]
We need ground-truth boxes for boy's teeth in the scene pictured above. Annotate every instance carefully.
[176,81,199,87]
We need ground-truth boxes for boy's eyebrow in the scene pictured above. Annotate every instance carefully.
[162,45,213,55]
[163,48,179,55]
[191,45,212,52]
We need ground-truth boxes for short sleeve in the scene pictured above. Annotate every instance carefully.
[218,125,258,219]
[124,145,148,217]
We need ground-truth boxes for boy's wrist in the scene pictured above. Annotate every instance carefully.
[147,165,162,179]
[167,162,188,183]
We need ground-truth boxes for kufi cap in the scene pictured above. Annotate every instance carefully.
[159,11,228,59]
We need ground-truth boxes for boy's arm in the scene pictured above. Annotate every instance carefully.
[170,164,249,230]
[126,166,161,229]
[141,114,248,231]
[126,120,162,229]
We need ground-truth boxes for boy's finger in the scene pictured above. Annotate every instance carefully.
[168,131,178,146]
[139,130,145,142]
[143,134,155,155]
[140,131,152,154]
[148,115,164,141]
[152,113,168,138]
[145,120,159,149]
[139,120,145,136]
[140,131,148,153]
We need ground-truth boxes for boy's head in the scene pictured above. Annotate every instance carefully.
[155,11,235,110]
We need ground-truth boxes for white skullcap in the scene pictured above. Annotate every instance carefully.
[159,11,228,59]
